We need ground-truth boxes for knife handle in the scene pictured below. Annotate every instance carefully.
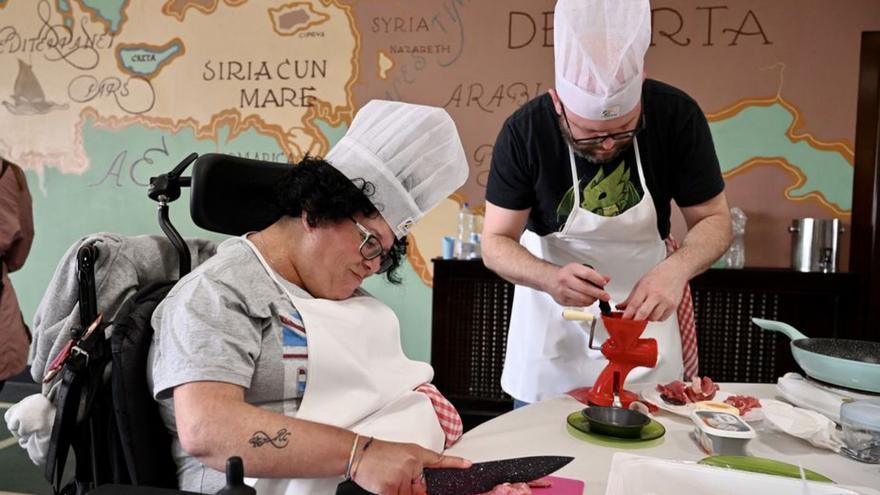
[581,263,612,315]
[335,480,372,495]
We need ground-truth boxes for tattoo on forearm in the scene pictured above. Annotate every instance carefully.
[249,428,291,448]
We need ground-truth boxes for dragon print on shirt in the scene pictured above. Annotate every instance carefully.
[556,160,642,224]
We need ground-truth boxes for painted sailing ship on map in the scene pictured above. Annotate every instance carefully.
[3,59,69,115]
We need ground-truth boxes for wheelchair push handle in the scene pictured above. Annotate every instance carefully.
[149,153,200,277]
[148,152,198,203]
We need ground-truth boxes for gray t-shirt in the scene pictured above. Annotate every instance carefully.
[148,236,319,493]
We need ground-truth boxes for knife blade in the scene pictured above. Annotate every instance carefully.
[335,455,573,495]
[426,455,574,495]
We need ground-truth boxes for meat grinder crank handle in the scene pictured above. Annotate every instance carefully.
[562,309,602,350]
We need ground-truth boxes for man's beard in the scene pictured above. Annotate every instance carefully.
[559,116,631,164]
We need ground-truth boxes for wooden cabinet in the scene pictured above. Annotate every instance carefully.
[431,260,860,427]
[431,260,514,428]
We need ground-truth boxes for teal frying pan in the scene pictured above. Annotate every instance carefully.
[752,318,880,393]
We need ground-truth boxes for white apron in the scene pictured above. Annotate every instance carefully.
[243,238,445,495]
[501,139,683,403]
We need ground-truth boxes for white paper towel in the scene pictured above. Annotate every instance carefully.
[762,399,846,452]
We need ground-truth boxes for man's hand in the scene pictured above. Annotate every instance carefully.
[616,259,688,321]
[616,192,732,322]
[353,440,471,495]
[544,263,611,307]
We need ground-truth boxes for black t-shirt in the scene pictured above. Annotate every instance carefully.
[486,79,725,239]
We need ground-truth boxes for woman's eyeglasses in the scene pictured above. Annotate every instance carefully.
[351,219,393,274]
[561,105,645,146]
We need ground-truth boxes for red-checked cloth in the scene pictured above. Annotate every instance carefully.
[665,236,699,379]
[415,383,463,448]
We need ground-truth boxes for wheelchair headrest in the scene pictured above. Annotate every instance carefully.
[190,154,291,236]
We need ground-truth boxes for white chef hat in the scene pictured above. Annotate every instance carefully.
[326,100,469,239]
[554,0,651,120]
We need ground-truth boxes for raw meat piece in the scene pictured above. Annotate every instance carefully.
[656,376,720,405]
[685,376,720,402]
[479,482,533,494]
[628,400,651,416]
[477,478,553,494]
[527,479,552,488]
[723,395,762,415]
[637,399,660,414]
[656,380,689,405]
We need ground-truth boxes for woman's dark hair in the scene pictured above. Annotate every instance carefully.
[274,155,407,284]
[0,159,27,191]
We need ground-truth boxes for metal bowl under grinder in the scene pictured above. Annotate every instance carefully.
[582,405,651,438]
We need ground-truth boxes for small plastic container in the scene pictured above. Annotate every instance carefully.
[691,410,755,456]
[839,399,880,464]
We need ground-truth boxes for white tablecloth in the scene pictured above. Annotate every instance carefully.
[445,383,879,494]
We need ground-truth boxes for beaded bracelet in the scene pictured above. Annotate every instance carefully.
[344,433,360,480]
[350,436,374,481]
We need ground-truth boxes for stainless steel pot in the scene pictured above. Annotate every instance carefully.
[788,218,844,272]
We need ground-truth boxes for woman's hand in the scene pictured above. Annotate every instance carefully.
[353,439,471,495]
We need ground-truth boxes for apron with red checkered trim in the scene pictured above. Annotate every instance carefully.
[243,236,457,495]
[502,138,687,403]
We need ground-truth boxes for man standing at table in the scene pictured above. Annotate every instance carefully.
[482,0,732,406]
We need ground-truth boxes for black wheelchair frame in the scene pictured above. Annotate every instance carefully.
[44,153,290,495]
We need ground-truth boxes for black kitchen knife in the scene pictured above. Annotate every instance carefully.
[336,455,574,495]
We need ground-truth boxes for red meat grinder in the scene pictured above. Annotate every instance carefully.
[564,310,658,408]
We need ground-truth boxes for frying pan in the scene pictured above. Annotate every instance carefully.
[752,318,880,393]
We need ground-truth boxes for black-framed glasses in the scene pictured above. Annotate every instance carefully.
[351,218,393,274]
[560,105,646,146]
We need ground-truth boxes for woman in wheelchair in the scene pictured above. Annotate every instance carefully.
[148,100,471,495]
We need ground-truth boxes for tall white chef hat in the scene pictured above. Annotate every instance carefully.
[554,0,651,120]
[326,100,469,239]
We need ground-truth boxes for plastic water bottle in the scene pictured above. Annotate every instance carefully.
[723,207,747,268]
[455,202,475,259]
[468,233,482,259]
